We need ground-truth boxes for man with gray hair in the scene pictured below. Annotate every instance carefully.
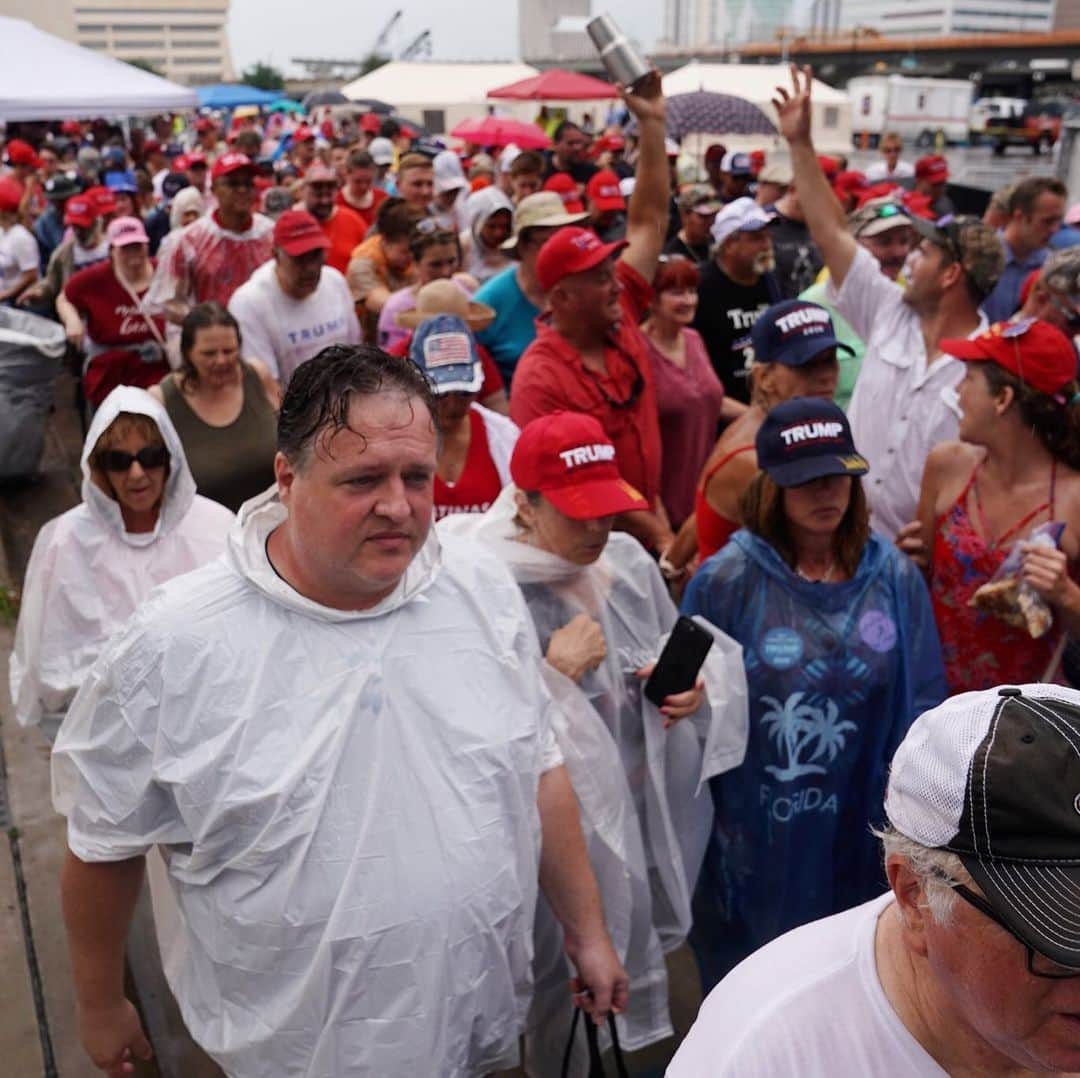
[670,684,1080,1075]
[1016,245,1080,337]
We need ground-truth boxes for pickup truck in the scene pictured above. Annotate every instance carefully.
[987,101,1063,155]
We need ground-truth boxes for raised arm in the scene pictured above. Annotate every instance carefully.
[620,70,669,285]
[773,65,857,288]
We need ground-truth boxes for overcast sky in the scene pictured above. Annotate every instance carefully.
[229,0,663,77]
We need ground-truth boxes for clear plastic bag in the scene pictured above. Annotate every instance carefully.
[969,521,1065,639]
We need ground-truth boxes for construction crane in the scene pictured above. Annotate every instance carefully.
[399,29,432,61]
[292,10,405,80]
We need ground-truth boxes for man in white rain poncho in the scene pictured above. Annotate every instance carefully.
[53,345,628,1078]
[439,411,748,1073]
[11,385,233,743]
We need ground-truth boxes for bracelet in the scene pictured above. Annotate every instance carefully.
[658,554,687,580]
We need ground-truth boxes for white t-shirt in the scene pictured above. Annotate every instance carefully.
[828,245,986,538]
[0,222,39,293]
[865,160,916,182]
[228,260,361,383]
[668,893,946,1077]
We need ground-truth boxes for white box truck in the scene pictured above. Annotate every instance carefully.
[848,75,973,147]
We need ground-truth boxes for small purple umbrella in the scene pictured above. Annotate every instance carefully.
[627,91,777,139]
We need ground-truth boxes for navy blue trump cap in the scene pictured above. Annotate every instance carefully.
[750,299,854,367]
[756,397,869,488]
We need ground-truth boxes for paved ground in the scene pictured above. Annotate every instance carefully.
[0,373,701,1076]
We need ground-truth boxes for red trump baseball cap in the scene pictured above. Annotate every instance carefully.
[510,411,649,520]
[535,226,626,292]
[273,208,331,256]
[211,152,255,180]
[586,169,626,212]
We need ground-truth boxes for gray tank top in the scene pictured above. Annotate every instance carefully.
[160,363,277,512]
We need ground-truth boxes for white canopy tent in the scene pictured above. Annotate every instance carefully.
[0,16,198,121]
[341,61,542,136]
[662,62,852,155]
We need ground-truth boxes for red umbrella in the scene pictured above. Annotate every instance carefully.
[487,69,620,101]
[450,116,550,150]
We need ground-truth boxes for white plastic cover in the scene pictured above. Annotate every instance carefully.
[439,488,748,1070]
[53,489,565,1077]
[10,386,233,740]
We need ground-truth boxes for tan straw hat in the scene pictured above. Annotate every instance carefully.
[395,279,497,331]
[500,191,589,253]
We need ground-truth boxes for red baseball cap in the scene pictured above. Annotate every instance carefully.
[361,113,382,134]
[184,151,209,169]
[833,170,868,199]
[83,185,117,215]
[749,149,766,174]
[211,151,255,180]
[0,176,22,212]
[817,154,839,180]
[543,172,585,214]
[293,125,317,142]
[4,139,41,168]
[916,154,949,183]
[510,412,650,520]
[195,117,217,133]
[586,169,625,213]
[64,196,96,228]
[535,226,626,292]
[273,208,331,256]
[942,318,1078,397]
[61,120,83,136]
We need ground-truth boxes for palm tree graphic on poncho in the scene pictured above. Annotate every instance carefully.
[760,692,857,781]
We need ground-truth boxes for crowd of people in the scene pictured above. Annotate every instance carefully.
[7,62,1080,1077]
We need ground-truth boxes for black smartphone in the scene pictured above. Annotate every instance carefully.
[643,616,714,708]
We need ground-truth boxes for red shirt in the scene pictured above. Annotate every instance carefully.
[387,334,505,402]
[64,260,164,346]
[322,205,369,276]
[433,408,503,520]
[337,187,388,232]
[510,260,662,505]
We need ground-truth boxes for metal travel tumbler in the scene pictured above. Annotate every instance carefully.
[586,13,651,92]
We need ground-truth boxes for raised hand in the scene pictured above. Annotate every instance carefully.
[772,63,814,146]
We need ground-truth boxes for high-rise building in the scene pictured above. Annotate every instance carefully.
[839,0,1057,36]
[660,0,798,49]
[1,0,234,84]
[519,0,594,63]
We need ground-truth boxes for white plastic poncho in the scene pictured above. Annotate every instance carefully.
[10,385,234,742]
[52,488,564,1078]
[439,489,749,1071]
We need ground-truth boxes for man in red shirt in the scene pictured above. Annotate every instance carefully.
[290,126,318,177]
[510,71,672,553]
[338,149,387,230]
[148,151,274,323]
[301,162,368,275]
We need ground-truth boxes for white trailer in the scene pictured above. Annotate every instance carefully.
[848,75,974,147]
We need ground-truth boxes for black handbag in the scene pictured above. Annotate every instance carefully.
[559,1007,629,1078]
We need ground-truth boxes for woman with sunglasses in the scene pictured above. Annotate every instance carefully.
[11,386,233,743]
[376,218,476,352]
[902,318,1080,692]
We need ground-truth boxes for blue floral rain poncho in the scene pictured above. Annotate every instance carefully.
[681,529,946,988]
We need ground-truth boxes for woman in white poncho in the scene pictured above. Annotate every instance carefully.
[11,384,234,743]
[439,410,748,1074]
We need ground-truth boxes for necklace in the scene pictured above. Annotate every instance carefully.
[796,558,836,583]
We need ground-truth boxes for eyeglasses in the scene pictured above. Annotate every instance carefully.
[951,884,1080,979]
[414,217,441,235]
[95,445,170,473]
[931,213,965,264]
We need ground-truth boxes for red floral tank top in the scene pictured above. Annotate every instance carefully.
[930,463,1064,693]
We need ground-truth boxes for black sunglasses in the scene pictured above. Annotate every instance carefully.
[952,883,1080,979]
[95,445,170,473]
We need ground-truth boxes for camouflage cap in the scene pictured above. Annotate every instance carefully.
[908,213,1005,301]
[1040,246,1080,300]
